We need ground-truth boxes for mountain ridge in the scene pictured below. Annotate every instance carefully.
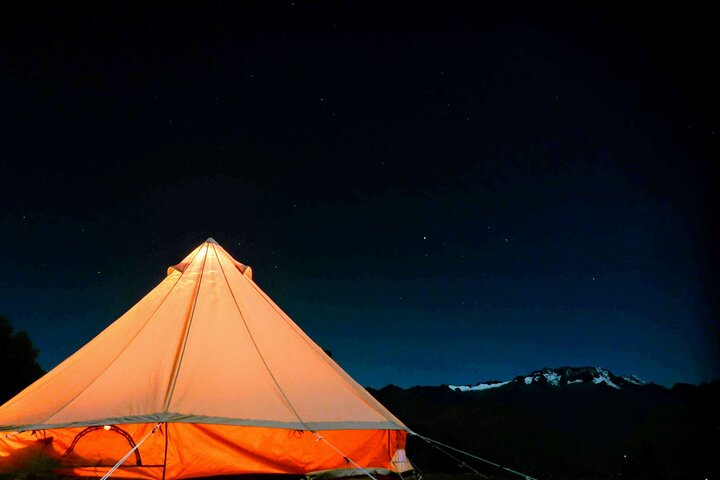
[447,366,650,391]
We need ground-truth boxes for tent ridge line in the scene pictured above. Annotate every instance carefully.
[162,243,210,413]
[211,243,310,429]
[31,246,202,429]
[242,264,406,428]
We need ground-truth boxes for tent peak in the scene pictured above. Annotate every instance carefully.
[205,237,218,244]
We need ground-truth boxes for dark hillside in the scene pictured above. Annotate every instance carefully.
[369,379,720,479]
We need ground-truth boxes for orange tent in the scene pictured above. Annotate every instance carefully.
[0,239,412,480]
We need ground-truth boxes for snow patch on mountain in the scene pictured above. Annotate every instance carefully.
[449,380,511,391]
[592,367,620,389]
[524,370,561,385]
[621,374,647,386]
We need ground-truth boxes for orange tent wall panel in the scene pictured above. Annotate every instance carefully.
[1,425,407,479]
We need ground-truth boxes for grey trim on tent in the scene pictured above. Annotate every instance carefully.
[0,413,408,433]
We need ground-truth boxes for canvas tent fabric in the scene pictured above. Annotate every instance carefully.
[0,239,412,479]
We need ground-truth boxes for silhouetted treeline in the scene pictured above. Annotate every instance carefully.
[0,316,45,404]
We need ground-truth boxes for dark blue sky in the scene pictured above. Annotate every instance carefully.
[1,2,718,388]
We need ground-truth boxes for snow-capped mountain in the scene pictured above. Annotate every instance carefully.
[448,366,648,391]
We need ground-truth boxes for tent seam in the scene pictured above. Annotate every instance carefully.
[37,246,204,428]
[211,243,310,430]
[163,243,210,412]
[240,267,405,428]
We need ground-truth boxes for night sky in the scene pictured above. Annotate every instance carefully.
[1,2,718,389]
